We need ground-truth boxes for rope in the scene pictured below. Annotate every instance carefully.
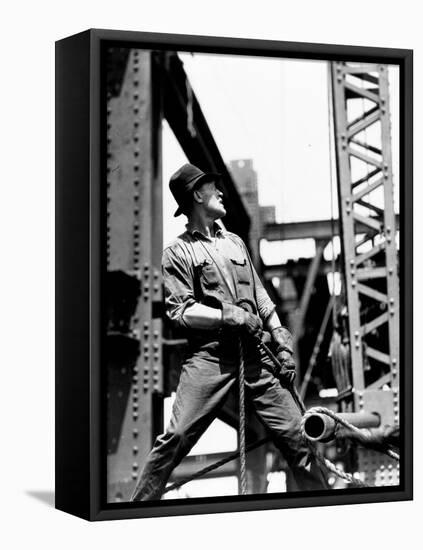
[301,406,400,461]
[312,449,367,487]
[238,337,247,495]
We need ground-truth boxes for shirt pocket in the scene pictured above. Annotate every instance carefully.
[230,258,251,285]
[196,260,220,289]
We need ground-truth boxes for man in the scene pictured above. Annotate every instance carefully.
[132,163,327,500]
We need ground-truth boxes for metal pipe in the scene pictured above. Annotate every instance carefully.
[303,411,380,442]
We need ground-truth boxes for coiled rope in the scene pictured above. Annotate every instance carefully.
[301,407,400,462]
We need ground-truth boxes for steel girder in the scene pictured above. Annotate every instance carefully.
[331,62,400,486]
[106,49,164,502]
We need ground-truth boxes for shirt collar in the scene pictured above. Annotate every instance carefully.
[186,221,224,240]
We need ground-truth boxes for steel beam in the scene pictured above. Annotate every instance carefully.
[263,215,399,242]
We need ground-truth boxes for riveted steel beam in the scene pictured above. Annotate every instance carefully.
[331,62,400,486]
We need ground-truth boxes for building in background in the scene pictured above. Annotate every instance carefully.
[229,159,261,267]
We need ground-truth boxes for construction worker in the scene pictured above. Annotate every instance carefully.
[132,163,328,501]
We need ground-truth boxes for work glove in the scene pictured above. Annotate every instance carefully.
[221,303,263,339]
[271,327,296,384]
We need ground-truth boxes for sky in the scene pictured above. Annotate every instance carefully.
[162,53,399,264]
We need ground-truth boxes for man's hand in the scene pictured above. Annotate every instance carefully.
[222,303,263,339]
[271,326,296,384]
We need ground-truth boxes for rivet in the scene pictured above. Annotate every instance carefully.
[132,472,138,480]
[133,446,139,454]
[133,463,139,470]
[132,412,139,420]
[132,403,138,411]
[133,428,139,438]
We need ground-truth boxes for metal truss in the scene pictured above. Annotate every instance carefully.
[332,62,400,486]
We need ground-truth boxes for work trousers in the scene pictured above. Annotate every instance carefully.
[132,340,327,500]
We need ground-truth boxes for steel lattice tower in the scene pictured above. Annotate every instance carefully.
[331,62,400,486]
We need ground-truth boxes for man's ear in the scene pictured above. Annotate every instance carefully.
[193,188,203,205]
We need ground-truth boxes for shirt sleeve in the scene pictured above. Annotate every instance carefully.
[236,236,276,321]
[251,264,276,321]
[162,243,197,328]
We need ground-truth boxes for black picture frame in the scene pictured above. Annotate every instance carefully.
[55,28,413,521]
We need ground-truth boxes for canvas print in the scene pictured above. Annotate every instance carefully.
[104,46,400,504]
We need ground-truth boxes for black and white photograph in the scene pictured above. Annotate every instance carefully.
[104,42,404,506]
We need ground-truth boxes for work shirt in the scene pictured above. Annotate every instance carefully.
[162,222,275,329]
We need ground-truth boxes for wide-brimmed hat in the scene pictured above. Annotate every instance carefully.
[169,163,221,217]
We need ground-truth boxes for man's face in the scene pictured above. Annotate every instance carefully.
[195,180,226,218]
